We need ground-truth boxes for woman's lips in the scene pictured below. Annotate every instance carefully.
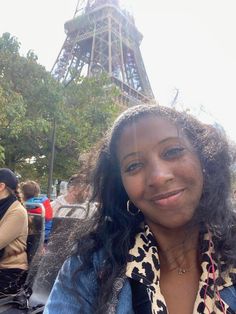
[151,189,184,207]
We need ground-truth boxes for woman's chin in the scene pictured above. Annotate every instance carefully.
[146,215,195,232]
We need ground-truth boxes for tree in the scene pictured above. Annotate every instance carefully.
[51,75,121,180]
[0,33,122,188]
[0,33,62,177]
[0,84,26,169]
[0,32,20,54]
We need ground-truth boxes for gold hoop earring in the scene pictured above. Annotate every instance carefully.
[127,200,140,216]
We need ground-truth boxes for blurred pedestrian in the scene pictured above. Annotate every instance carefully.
[51,174,93,218]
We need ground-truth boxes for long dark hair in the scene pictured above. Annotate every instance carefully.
[75,105,236,313]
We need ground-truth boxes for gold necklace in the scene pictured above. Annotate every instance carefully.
[177,267,189,275]
[168,263,195,275]
[162,246,199,275]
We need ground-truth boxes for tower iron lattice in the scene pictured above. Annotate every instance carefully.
[51,0,155,105]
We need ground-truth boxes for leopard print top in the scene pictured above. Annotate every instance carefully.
[126,224,236,314]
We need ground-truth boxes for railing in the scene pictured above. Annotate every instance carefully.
[24,203,46,219]
[25,202,46,245]
[55,204,87,218]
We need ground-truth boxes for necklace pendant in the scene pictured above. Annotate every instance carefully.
[178,268,187,275]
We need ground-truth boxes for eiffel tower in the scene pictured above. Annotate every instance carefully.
[51,0,155,105]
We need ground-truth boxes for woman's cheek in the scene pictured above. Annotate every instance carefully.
[122,174,143,200]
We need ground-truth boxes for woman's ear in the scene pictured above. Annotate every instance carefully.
[0,182,6,192]
[0,182,6,194]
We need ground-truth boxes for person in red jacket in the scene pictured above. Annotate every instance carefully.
[20,180,53,242]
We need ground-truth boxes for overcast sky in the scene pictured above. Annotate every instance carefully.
[1,0,236,141]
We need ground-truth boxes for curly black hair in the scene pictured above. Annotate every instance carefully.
[74,105,236,313]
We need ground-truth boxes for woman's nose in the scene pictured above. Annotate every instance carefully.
[146,160,174,188]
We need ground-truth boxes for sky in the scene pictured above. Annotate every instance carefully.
[1,0,236,141]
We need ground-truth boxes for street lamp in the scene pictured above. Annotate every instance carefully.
[47,117,56,199]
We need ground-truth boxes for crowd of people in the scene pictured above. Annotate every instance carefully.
[1,104,236,313]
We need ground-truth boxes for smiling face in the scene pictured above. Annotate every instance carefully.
[117,116,203,231]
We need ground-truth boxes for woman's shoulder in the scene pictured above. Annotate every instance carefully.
[66,248,105,272]
[8,200,28,217]
[11,200,27,210]
[52,249,104,298]
[44,249,104,313]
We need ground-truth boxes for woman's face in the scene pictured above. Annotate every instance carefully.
[117,116,203,231]
[0,182,10,199]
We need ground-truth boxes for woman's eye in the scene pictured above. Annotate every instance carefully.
[125,162,143,173]
[164,147,185,159]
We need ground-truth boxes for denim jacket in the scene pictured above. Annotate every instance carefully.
[43,252,134,314]
[44,251,236,314]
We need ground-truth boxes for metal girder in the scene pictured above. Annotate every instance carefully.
[51,0,155,104]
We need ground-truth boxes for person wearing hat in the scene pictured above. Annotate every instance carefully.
[0,168,28,295]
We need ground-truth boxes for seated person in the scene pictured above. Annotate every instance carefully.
[51,174,87,218]
[51,174,95,218]
[20,180,53,242]
[0,168,28,295]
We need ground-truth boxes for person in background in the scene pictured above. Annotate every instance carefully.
[51,174,91,218]
[44,105,236,314]
[0,168,28,295]
[20,180,53,243]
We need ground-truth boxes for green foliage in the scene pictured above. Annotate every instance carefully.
[0,32,122,187]
[0,33,63,177]
[52,75,121,179]
[0,32,20,54]
[0,145,5,166]
[26,50,38,62]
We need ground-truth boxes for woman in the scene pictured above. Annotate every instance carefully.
[0,168,28,295]
[44,105,236,313]
[20,180,53,242]
[51,174,90,218]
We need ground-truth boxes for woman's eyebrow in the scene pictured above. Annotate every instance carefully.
[158,136,181,145]
[121,151,141,163]
[121,137,182,162]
